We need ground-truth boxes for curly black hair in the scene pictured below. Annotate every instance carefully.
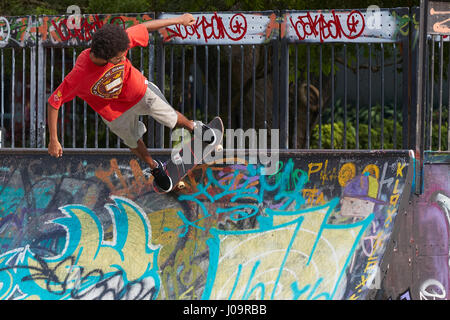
[91,24,130,60]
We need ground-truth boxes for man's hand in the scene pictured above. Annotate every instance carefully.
[178,13,196,27]
[48,140,63,158]
[142,13,196,32]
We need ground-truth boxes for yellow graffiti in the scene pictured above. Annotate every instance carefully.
[308,160,382,188]
[338,162,356,187]
[148,207,209,300]
[209,207,364,300]
[302,188,326,206]
[24,197,158,297]
[362,164,380,180]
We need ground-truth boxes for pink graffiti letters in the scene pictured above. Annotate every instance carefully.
[164,13,247,43]
[289,10,365,43]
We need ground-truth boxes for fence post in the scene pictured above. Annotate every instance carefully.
[415,0,428,195]
[37,16,46,148]
[29,18,37,148]
[272,29,280,145]
[408,7,420,151]
[155,34,165,149]
[279,36,289,149]
[401,8,411,150]
[147,33,156,148]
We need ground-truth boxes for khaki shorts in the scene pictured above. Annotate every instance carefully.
[102,81,178,148]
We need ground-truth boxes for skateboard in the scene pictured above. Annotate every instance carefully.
[152,116,224,193]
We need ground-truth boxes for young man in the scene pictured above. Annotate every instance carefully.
[47,14,215,192]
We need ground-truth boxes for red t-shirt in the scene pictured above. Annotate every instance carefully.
[48,24,149,122]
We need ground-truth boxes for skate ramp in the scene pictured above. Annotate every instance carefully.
[0,150,414,300]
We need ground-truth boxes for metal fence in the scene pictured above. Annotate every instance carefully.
[0,7,448,152]
[422,2,450,152]
[282,8,415,150]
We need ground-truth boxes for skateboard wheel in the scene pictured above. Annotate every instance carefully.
[216,144,223,152]
[177,182,186,189]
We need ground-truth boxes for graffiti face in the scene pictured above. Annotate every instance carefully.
[340,197,375,218]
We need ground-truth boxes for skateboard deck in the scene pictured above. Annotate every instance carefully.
[153,116,224,193]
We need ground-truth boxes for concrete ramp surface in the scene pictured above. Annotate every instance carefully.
[0,150,414,300]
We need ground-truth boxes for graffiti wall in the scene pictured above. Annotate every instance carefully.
[159,8,409,44]
[382,152,450,300]
[0,13,153,48]
[283,8,409,43]
[0,150,413,300]
[0,8,417,48]
[158,12,278,44]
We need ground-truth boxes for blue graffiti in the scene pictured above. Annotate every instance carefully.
[174,159,308,233]
[203,199,374,300]
[0,156,407,300]
[173,160,375,300]
[0,196,161,300]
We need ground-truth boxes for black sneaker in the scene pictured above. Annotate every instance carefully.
[194,121,217,145]
[151,159,173,192]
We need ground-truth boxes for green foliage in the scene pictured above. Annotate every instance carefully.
[311,100,405,149]
[429,108,450,151]
[2,0,420,16]
[86,0,151,14]
[311,118,404,150]
[312,100,449,150]
[1,0,89,16]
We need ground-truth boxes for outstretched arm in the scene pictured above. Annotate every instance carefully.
[47,105,63,158]
[141,13,196,32]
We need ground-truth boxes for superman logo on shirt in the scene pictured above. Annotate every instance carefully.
[91,64,125,99]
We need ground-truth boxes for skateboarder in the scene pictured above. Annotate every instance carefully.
[47,14,216,192]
